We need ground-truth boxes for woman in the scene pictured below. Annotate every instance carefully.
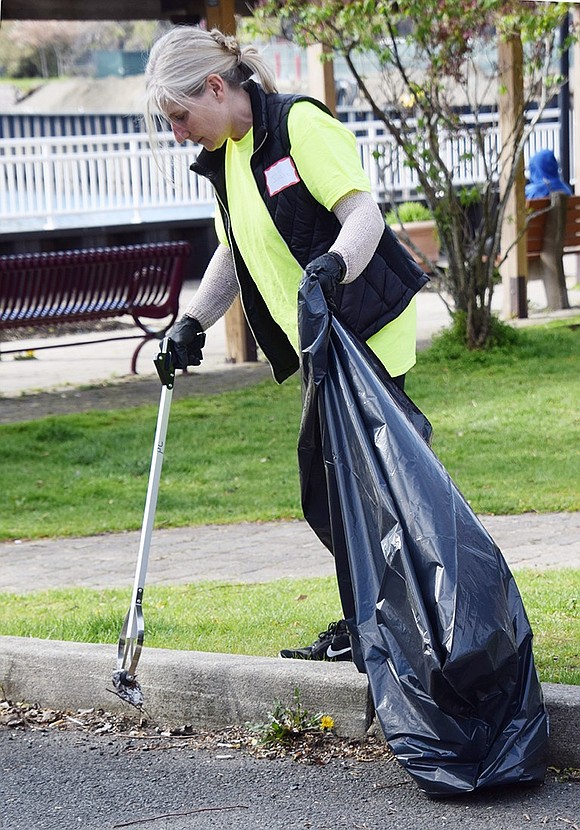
[144,26,428,660]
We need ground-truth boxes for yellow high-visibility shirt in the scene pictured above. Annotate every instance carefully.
[215,101,417,376]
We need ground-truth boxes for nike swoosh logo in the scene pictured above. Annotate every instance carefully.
[326,645,351,658]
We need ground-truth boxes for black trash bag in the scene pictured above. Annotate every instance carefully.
[297,276,548,797]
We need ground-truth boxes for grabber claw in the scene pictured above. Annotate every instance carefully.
[112,670,144,709]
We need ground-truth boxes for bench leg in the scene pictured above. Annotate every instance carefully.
[131,336,155,375]
[539,253,571,310]
[538,194,571,310]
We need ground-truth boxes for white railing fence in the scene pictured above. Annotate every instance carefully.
[354,109,567,201]
[0,109,570,233]
[0,133,215,231]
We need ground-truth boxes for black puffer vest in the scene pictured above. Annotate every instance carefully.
[191,80,428,383]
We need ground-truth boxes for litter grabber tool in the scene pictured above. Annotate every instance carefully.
[112,337,175,707]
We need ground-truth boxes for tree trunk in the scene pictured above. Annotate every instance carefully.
[38,47,49,78]
[466,302,491,350]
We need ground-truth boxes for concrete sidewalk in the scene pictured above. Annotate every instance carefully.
[1,276,578,398]
[1,512,579,595]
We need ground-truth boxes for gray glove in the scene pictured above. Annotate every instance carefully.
[167,315,206,370]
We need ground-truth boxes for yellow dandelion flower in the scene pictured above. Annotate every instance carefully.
[320,715,334,731]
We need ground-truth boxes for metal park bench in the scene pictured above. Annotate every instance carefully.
[0,241,191,373]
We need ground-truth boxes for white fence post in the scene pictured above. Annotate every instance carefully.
[40,141,55,230]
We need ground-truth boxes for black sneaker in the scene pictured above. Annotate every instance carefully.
[279,620,352,661]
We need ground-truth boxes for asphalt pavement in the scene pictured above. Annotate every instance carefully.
[1,277,579,807]
[1,725,578,830]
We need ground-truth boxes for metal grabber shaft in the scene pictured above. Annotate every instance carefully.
[113,338,175,706]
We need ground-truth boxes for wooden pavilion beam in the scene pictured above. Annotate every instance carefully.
[204,0,259,365]
[307,44,337,114]
[0,0,248,21]
[204,0,236,33]
[498,35,528,319]
[572,5,580,195]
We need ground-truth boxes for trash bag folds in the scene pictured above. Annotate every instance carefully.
[297,275,548,797]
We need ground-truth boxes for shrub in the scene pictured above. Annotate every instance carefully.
[386,201,433,225]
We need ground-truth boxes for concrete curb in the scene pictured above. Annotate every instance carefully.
[1,636,579,769]
[0,636,370,738]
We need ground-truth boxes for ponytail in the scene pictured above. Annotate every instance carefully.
[237,40,277,93]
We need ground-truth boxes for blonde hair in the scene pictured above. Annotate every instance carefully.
[144,26,277,139]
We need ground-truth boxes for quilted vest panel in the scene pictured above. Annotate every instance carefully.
[191,81,428,380]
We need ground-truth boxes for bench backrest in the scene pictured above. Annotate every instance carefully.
[526,198,550,257]
[0,241,191,326]
[562,194,580,251]
[526,193,580,257]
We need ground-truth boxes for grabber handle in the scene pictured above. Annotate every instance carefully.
[154,336,176,388]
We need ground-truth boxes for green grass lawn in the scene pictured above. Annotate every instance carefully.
[0,320,578,684]
[406,318,580,514]
[0,319,578,541]
[0,569,577,685]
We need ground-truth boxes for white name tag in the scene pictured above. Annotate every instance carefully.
[264,156,300,196]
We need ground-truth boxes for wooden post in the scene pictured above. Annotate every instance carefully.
[204,0,236,33]
[307,43,337,114]
[572,6,580,194]
[498,36,528,319]
[571,6,580,281]
[204,0,257,363]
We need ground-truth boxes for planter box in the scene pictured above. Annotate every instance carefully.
[392,219,439,272]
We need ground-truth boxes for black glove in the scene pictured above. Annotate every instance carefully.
[167,315,206,370]
[304,252,346,301]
